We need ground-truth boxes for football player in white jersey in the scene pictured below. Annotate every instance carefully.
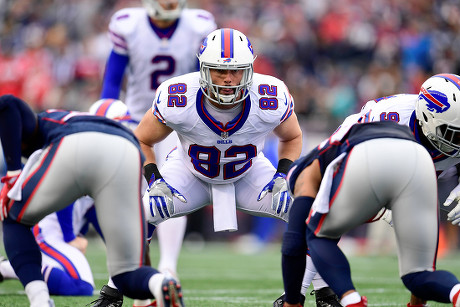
[99,1,216,306]
[134,28,341,307]
[0,196,99,296]
[337,73,460,307]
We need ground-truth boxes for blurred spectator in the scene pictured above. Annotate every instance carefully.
[0,0,458,130]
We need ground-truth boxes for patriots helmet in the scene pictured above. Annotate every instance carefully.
[198,28,255,106]
[89,98,138,131]
[415,73,460,157]
[142,0,186,21]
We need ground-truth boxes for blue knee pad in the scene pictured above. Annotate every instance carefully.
[112,266,158,299]
[402,270,458,303]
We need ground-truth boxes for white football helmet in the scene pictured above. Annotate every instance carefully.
[198,28,255,106]
[142,0,186,21]
[415,73,460,157]
[89,99,138,131]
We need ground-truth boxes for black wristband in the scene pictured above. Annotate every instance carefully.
[276,158,293,175]
[143,163,162,183]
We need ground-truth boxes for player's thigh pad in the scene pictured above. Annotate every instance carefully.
[81,133,145,277]
[389,142,438,276]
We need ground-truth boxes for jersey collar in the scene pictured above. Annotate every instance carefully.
[196,89,251,139]
[148,17,179,39]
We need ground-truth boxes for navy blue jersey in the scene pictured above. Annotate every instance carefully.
[288,121,417,192]
[0,95,141,171]
[36,110,139,150]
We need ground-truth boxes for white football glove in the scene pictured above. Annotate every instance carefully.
[148,178,186,219]
[258,173,291,218]
[381,209,393,227]
[444,183,460,226]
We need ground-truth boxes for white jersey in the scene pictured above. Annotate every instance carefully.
[152,72,295,184]
[344,94,460,172]
[34,196,95,243]
[108,7,216,121]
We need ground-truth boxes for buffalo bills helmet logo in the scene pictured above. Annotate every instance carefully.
[199,37,208,55]
[247,38,253,55]
[223,58,231,63]
[420,87,450,113]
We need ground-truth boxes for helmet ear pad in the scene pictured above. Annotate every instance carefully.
[415,74,460,156]
[198,28,255,106]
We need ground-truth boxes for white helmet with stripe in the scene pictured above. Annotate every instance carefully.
[198,28,255,106]
[89,99,138,131]
[415,73,460,157]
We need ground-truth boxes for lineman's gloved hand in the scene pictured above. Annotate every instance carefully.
[0,170,21,221]
[381,209,393,227]
[444,183,460,225]
[148,178,186,219]
[258,172,291,218]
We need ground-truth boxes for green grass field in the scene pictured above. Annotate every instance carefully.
[1,237,459,307]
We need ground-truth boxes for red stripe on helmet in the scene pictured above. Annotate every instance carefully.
[222,28,232,58]
[95,99,116,116]
[420,87,444,108]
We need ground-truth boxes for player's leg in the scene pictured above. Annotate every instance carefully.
[154,132,187,278]
[391,142,460,303]
[236,156,339,306]
[85,133,183,305]
[307,139,403,306]
[36,226,94,296]
[4,138,93,307]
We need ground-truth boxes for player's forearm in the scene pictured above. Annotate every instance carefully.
[278,134,302,162]
[139,142,157,166]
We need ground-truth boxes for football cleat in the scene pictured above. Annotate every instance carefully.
[152,277,185,307]
[312,287,342,307]
[87,285,123,307]
[272,293,305,307]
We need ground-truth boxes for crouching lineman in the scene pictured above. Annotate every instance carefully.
[132,27,341,307]
[282,120,460,306]
[0,94,184,307]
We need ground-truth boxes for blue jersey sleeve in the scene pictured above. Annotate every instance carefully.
[100,50,129,99]
[56,203,76,243]
[0,95,38,171]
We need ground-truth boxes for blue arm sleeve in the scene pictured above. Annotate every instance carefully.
[0,95,37,171]
[56,203,76,243]
[100,50,129,99]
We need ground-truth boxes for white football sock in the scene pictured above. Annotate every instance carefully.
[25,280,50,307]
[341,292,361,306]
[157,216,187,276]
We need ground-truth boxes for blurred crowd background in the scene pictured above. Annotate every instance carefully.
[1,0,459,132]
[1,0,460,253]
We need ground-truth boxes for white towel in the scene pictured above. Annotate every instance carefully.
[8,149,44,201]
[311,152,346,216]
[211,183,238,232]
